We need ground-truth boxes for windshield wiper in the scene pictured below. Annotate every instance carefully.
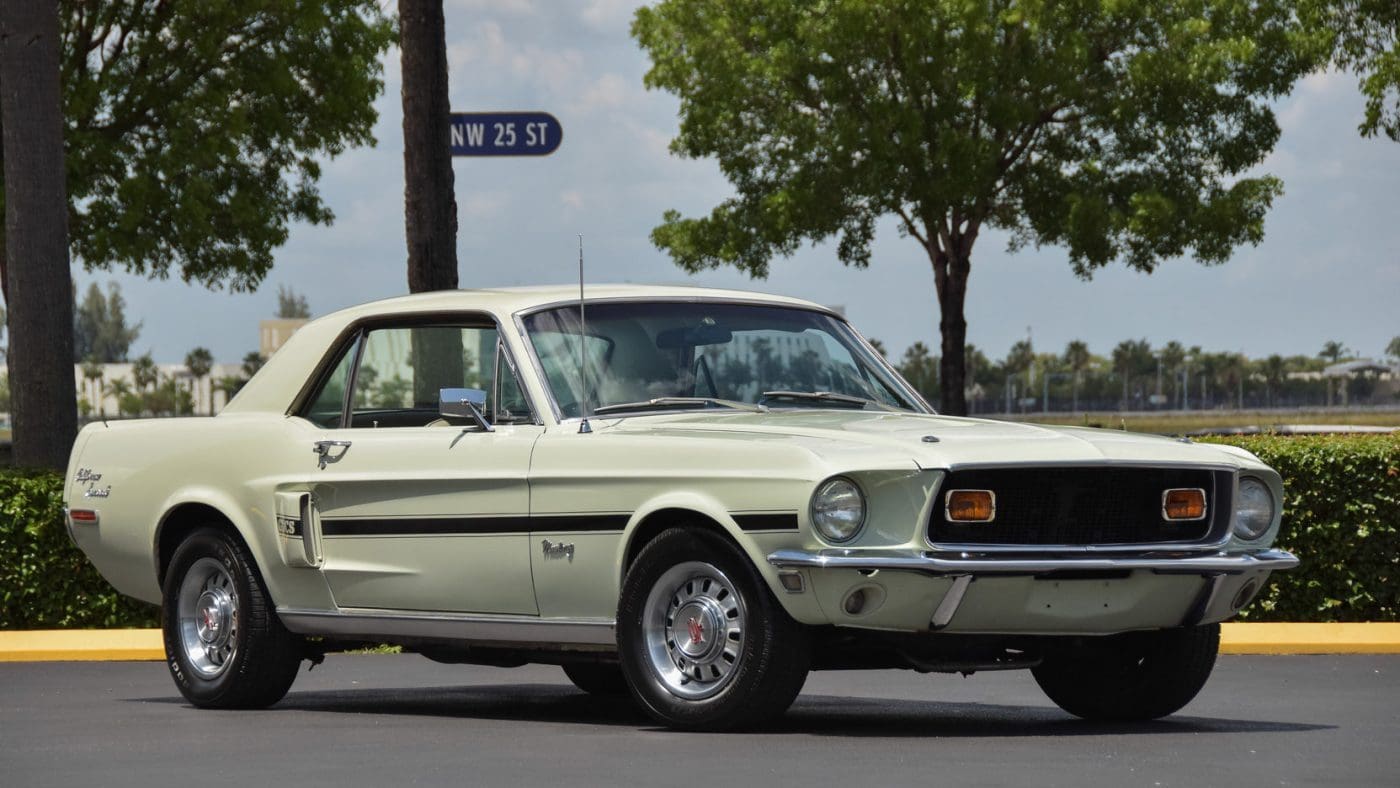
[591,397,768,416]
[760,390,901,411]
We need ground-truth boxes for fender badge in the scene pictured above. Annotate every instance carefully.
[541,539,575,562]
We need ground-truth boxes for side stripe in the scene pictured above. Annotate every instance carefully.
[320,513,629,537]
[732,512,800,532]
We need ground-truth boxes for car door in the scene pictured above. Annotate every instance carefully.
[288,317,543,615]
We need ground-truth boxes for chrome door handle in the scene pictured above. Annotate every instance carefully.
[313,440,352,469]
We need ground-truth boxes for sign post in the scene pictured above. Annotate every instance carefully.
[450,112,562,157]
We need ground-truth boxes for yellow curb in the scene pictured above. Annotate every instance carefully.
[0,629,163,662]
[1,623,1398,661]
[1220,622,1400,654]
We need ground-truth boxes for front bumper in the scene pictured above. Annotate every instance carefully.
[765,548,1298,635]
[767,547,1299,576]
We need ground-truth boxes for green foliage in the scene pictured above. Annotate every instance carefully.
[73,281,141,362]
[1307,1,1400,140]
[276,285,312,319]
[0,1,396,292]
[1204,434,1400,622]
[0,373,9,412]
[0,469,157,629]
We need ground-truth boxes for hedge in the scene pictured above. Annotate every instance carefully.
[0,470,157,629]
[1199,434,1399,622]
[1,433,1396,628]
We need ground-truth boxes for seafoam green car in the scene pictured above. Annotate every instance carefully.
[65,285,1297,730]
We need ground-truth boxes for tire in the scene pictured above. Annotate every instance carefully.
[617,528,810,731]
[1032,624,1220,721]
[562,663,630,696]
[161,526,303,708]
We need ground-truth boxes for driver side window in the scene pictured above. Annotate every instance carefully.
[300,322,532,428]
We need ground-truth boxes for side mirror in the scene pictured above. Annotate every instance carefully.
[439,387,493,432]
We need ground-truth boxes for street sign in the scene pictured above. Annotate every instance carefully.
[450,112,562,156]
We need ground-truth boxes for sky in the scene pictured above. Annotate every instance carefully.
[70,0,1400,365]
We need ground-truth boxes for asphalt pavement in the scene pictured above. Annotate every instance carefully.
[2,654,1396,787]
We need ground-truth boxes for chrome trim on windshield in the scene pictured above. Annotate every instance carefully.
[766,547,1299,577]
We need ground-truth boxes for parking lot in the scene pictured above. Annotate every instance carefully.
[2,654,1397,786]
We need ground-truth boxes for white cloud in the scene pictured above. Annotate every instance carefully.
[580,0,639,32]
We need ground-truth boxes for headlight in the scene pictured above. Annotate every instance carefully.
[811,477,866,543]
[1233,477,1275,541]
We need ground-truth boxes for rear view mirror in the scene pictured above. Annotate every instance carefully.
[439,388,493,432]
[655,323,734,349]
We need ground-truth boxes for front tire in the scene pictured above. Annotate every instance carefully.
[617,528,810,731]
[1032,624,1220,721]
[161,526,303,708]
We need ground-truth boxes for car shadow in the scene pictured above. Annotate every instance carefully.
[134,683,1333,737]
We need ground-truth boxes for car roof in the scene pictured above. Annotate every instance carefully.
[220,284,836,416]
[322,283,830,322]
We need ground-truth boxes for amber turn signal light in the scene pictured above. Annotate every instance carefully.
[946,489,996,522]
[1162,488,1207,521]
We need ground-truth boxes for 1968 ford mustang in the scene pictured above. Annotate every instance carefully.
[66,285,1297,730]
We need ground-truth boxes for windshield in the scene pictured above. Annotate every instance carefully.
[521,301,922,418]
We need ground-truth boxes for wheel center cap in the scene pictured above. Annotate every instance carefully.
[195,589,231,645]
[673,601,721,660]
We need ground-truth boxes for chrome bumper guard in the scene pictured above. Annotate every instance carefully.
[766,548,1299,577]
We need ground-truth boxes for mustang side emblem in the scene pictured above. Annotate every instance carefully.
[75,468,111,498]
[541,539,575,562]
[687,617,705,645]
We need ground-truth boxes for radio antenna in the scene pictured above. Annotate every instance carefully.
[577,234,592,434]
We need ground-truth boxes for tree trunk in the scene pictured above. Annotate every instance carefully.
[399,0,458,293]
[1,0,77,470]
[931,242,970,416]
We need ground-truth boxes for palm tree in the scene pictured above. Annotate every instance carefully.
[81,358,105,417]
[899,342,937,402]
[242,351,266,380]
[184,347,214,415]
[1261,354,1287,407]
[1063,340,1090,412]
[1319,341,1350,364]
[105,379,133,418]
[131,353,158,392]
[1160,341,1185,408]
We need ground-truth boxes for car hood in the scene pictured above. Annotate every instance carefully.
[592,409,1254,470]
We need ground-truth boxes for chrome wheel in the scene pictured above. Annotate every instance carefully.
[176,558,239,679]
[642,561,746,700]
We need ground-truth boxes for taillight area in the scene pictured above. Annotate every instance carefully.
[68,508,100,525]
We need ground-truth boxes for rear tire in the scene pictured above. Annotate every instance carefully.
[1032,624,1220,721]
[161,526,303,708]
[562,663,630,696]
[617,528,810,731]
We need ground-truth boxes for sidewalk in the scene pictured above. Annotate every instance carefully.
[2,623,1398,661]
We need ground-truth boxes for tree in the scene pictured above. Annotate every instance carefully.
[1160,341,1186,407]
[868,338,888,359]
[81,357,105,417]
[130,352,158,396]
[1320,341,1350,363]
[0,1,393,466]
[74,281,140,362]
[1307,1,1400,140]
[275,286,311,319]
[2,0,77,469]
[0,301,6,361]
[898,341,938,403]
[241,351,266,380]
[399,0,458,293]
[1112,339,1154,410]
[1260,354,1287,407]
[634,1,1316,415]
[1063,340,1091,412]
[1388,335,1400,363]
[184,346,213,415]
